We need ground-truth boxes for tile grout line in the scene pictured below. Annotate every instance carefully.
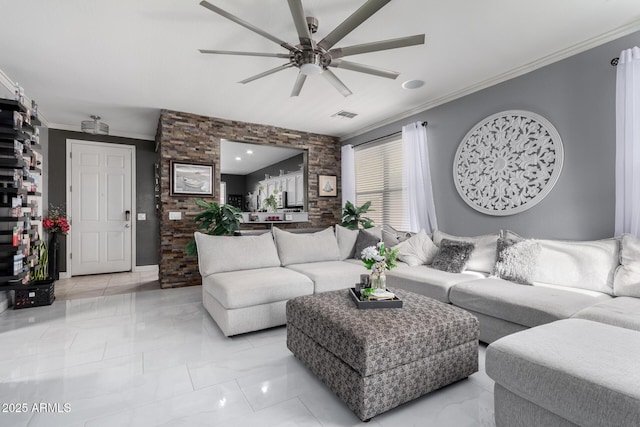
[297,396,326,426]
[235,378,258,413]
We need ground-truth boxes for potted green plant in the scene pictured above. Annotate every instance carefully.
[340,200,374,230]
[263,194,278,212]
[185,200,243,256]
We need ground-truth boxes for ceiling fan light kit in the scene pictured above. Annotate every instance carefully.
[199,0,425,97]
[81,115,109,135]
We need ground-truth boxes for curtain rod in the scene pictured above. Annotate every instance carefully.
[357,121,428,146]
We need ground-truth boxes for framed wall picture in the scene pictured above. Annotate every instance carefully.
[318,174,337,197]
[171,161,214,196]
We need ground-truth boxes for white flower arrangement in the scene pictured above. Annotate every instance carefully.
[361,242,399,272]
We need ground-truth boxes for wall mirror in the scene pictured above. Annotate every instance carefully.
[220,139,307,212]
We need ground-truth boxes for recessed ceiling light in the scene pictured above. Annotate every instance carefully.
[402,79,424,90]
[235,156,241,161]
[246,150,253,154]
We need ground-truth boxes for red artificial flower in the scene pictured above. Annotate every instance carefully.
[56,218,70,233]
[43,218,55,229]
[43,205,71,235]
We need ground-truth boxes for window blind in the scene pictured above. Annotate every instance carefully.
[354,138,409,231]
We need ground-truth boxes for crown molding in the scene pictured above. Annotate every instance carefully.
[340,20,640,142]
[48,122,154,142]
[0,68,50,128]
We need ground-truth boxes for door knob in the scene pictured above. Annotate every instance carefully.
[125,224,131,228]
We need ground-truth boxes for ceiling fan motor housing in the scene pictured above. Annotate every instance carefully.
[293,48,331,73]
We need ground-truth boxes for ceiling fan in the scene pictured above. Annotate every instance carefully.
[199,0,425,97]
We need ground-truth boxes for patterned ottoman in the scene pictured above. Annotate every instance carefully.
[286,288,479,421]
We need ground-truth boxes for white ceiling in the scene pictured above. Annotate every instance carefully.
[1,1,639,141]
[221,140,303,174]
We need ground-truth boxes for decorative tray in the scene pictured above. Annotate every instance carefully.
[349,287,403,309]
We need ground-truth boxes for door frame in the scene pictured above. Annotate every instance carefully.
[65,139,137,278]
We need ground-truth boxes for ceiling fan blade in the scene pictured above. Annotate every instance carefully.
[322,69,353,97]
[318,0,392,51]
[290,73,308,97]
[200,1,297,52]
[287,0,313,47]
[329,34,425,59]
[239,63,295,84]
[199,49,290,58]
[329,59,399,79]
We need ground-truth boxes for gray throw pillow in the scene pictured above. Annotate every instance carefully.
[431,239,475,273]
[382,225,414,245]
[494,235,541,285]
[354,230,382,260]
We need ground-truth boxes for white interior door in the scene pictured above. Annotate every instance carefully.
[70,141,133,276]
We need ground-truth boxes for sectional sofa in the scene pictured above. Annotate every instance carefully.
[195,225,375,336]
[385,230,640,427]
[195,225,640,426]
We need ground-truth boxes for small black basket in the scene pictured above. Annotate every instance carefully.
[11,279,55,309]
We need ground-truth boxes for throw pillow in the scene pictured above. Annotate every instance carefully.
[532,237,618,295]
[381,224,414,247]
[194,232,281,277]
[614,234,640,298]
[334,225,381,260]
[494,237,542,285]
[431,239,475,273]
[432,230,499,273]
[272,227,341,266]
[334,224,359,260]
[353,230,382,260]
[393,229,438,266]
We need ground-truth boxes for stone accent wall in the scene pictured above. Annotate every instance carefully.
[156,109,342,288]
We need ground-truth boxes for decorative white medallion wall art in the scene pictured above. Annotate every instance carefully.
[453,110,564,216]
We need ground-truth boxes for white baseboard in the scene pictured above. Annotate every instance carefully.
[60,265,158,278]
[133,265,159,273]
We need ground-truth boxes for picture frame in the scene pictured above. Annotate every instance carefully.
[171,161,214,196]
[318,174,337,197]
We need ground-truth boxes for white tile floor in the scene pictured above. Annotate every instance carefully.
[0,286,495,427]
[54,272,161,300]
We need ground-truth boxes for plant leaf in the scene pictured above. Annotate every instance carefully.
[185,239,198,256]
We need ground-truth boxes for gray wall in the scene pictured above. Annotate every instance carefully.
[48,129,159,271]
[245,153,305,194]
[221,173,246,200]
[344,31,640,240]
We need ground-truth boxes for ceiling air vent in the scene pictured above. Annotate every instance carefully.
[332,110,358,119]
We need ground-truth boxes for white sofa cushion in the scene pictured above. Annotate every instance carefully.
[286,260,368,293]
[334,225,381,260]
[532,238,619,295]
[386,265,486,303]
[273,227,341,266]
[195,232,281,278]
[202,267,314,309]
[572,297,640,332]
[450,278,612,328]
[486,319,640,427]
[393,229,438,266]
[432,230,498,273]
[614,234,640,298]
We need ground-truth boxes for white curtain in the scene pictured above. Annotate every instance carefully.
[402,122,438,233]
[615,46,640,237]
[341,144,356,207]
